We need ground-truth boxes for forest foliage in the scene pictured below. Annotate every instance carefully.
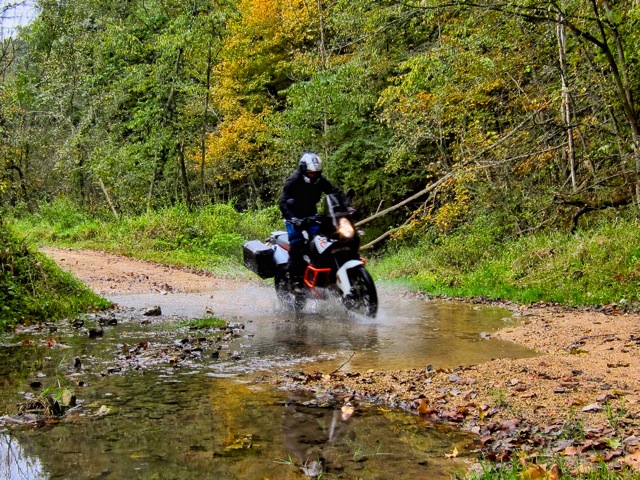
[1,1,640,293]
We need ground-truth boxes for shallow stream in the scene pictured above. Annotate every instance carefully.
[0,284,535,479]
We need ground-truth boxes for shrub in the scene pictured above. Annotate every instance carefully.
[0,224,110,330]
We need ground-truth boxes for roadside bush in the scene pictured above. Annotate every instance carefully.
[0,224,110,330]
[36,196,92,230]
[372,212,640,307]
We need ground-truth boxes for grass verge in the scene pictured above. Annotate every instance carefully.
[14,197,282,277]
[0,222,110,331]
[371,213,640,308]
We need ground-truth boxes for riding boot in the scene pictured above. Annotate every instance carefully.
[287,241,305,291]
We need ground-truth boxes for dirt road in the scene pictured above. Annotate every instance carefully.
[42,246,640,470]
[41,246,239,295]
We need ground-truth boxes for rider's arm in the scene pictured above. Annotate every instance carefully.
[320,176,340,195]
[279,175,296,220]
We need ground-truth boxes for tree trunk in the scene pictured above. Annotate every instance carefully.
[317,0,329,159]
[178,140,192,211]
[200,39,213,203]
[148,147,168,207]
[556,16,577,191]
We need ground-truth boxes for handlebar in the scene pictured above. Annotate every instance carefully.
[288,215,320,227]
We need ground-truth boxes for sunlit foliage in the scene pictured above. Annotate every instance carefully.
[1,0,639,237]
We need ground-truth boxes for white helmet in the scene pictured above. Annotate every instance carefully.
[299,153,322,183]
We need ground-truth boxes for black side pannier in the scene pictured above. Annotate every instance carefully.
[243,240,276,279]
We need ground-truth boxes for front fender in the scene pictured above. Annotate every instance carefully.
[335,259,364,296]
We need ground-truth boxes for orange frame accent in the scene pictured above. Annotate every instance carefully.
[303,265,332,289]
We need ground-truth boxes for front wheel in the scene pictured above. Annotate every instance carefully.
[342,267,378,317]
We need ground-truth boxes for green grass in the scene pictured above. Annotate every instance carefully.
[178,317,227,329]
[14,197,282,277]
[459,458,639,479]
[370,213,640,308]
[0,222,110,331]
[11,198,640,309]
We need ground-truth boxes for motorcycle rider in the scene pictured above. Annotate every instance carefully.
[279,152,341,291]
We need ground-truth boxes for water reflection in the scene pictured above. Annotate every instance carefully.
[281,395,357,476]
[2,370,473,479]
[0,435,47,480]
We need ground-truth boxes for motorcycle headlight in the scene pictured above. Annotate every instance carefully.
[338,217,355,239]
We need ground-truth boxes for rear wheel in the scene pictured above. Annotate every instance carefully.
[342,267,378,317]
[275,270,306,312]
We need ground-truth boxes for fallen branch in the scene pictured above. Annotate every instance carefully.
[355,175,449,227]
[98,178,120,220]
[362,226,403,251]
[355,112,538,229]
[564,196,632,232]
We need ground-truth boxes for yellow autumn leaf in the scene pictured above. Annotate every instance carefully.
[444,446,459,459]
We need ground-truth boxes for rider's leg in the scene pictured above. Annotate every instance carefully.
[286,221,306,289]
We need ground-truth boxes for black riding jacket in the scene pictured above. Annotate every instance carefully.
[279,170,339,220]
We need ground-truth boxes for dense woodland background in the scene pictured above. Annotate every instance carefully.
[1,0,638,233]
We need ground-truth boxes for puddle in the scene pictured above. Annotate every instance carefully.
[0,284,535,479]
[109,284,535,372]
[1,375,476,479]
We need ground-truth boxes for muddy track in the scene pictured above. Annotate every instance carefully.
[42,246,640,471]
[41,246,241,295]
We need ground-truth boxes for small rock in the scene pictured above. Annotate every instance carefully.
[582,403,600,412]
[89,326,104,338]
[144,306,162,316]
[72,319,84,328]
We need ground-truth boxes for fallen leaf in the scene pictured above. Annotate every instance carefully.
[574,463,595,475]
[518,464,546,479]
[563,445,580,456]
[417,398,429,415]
[341,404,355,421]
[444,446,459,459]
[621,450,640,471]
[582,403,600,412]
[61,389,75,407]
[95,405,111,416]
[501,418,521,431]
[480,435,493,445]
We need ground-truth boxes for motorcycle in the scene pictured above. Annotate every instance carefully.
[243,194,378,317]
